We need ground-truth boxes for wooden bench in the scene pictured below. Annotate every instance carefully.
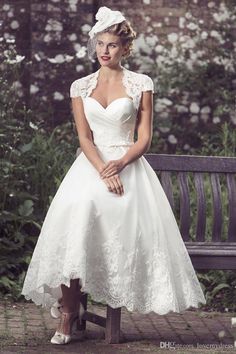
[76,152,236,343]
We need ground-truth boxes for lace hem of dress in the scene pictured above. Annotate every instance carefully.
[22,209,206,315]
[23,274,206,316]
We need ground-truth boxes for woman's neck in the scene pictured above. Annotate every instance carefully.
[98,64,123,81]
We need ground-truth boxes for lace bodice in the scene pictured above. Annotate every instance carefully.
[70,66,154,148]
[70,66,154,111]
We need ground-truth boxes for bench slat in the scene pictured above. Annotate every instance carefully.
[210,173,222,242]
[188,256,236,269]
[145,154,236,173]
[185,244,236,256]
[194,172,206,242]
[160,171,174,210]
[226,173,236,242]
[178,172,190,241]
[185,241,236,247]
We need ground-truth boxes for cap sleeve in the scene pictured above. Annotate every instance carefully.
[70,79,81,98]
[142,75,154,93]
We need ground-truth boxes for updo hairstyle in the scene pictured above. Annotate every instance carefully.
[99,20,136,58]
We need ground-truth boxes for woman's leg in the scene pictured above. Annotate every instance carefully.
[56,279,82,334]
[61,279,81,312]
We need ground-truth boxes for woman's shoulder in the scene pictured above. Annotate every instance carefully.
[124,67,154,92]
[70,71,97,98]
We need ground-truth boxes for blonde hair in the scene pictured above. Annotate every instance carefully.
[102,20,136,58]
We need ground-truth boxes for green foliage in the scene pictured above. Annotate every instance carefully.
[137,1,236,154]
[197,270,236,312]
[0,50,78,300]
[0,119,77,299]
[196,122,236,157]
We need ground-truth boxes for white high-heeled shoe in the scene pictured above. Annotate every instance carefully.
[50,304,85,345]
[51,312,77,345]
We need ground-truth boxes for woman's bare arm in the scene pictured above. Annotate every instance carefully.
[120,91,153,167]
[71,96,106,173]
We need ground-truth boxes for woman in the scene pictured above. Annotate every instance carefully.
[22,6,206,345]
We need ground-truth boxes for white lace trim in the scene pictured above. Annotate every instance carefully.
[22,211,206,315]
[70,66,154,112]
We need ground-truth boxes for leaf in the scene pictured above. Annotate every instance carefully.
[0,276,15,290]
[18,200,34,216]
[30,220,42,230]
[196,273,211,283]
[12,191,38,201]
[0,211,23,221]
[212,283,230,298]
[19,142,33,153]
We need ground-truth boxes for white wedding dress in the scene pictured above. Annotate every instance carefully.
[22,68,206,315]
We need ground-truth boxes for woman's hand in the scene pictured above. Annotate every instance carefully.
[102,174,124,196]
[99,158,126,179]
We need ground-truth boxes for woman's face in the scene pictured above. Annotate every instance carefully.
[95,32,127,67]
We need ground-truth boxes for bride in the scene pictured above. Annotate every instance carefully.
[21,6,206,345]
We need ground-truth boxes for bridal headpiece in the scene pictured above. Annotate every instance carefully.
[88,7,126,39]
[87,6,126,60]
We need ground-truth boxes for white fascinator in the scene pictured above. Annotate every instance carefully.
[87,6,126,60]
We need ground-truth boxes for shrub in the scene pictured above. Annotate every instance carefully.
[0,46,77,299]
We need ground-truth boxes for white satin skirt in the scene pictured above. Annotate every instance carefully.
[22,145,206,315]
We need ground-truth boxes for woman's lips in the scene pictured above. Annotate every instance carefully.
[101,56,110,61]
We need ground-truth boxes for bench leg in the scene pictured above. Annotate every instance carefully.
[76,292,88,331]
[105,305,121,344]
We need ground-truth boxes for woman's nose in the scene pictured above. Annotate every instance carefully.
[103,46,109,54]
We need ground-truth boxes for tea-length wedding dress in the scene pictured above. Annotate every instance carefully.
[22,65,206,315]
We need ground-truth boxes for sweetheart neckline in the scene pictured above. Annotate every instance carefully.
[86,96,133,110]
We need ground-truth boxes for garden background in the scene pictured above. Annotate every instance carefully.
[1,0,236,311]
